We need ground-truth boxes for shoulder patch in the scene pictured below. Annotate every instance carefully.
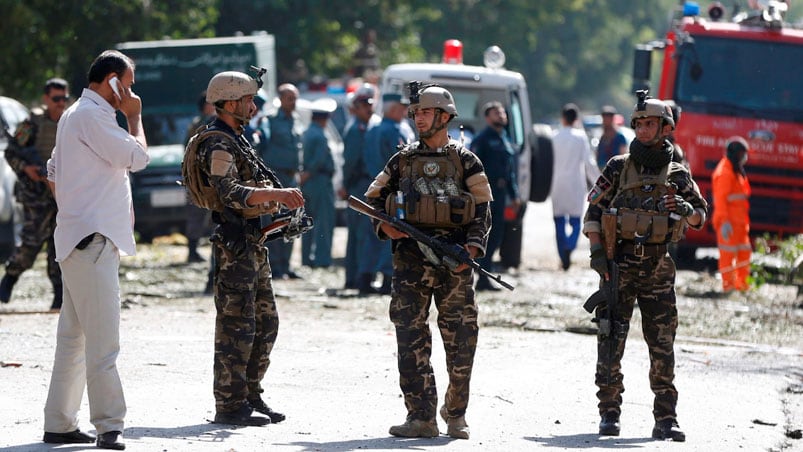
[588,174,612,204]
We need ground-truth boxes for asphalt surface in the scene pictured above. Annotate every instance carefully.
[1,200,801,451]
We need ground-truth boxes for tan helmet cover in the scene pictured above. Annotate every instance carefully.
[630,98,674,129]
[206,71,258,103]
[410,86,458,117]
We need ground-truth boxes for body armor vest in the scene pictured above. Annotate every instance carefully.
[183,126,278,219]
[30,110,59,162]
[609,157,685,244]
[386,140,476,228]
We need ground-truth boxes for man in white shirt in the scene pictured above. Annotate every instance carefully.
[551,103,600,270]
[44,50,149,451]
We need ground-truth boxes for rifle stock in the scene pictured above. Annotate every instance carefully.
[348,195,514,291]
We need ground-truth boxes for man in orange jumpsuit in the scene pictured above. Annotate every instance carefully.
[712,137,751,292]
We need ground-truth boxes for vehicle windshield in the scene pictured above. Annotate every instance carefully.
[143,113,196,146]
[674,35,803,122]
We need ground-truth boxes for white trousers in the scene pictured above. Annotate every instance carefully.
[44,234,126,434]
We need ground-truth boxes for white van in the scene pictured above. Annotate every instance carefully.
[379,41,552,268]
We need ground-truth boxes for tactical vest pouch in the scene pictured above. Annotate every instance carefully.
[617,209,674,244]
[619,211,638,240]
[652,216,669,240]
[386,192,475,227]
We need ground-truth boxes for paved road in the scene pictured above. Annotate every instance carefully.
[0,200,801,451]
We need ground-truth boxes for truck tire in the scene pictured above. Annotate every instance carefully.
[530,128,553,203]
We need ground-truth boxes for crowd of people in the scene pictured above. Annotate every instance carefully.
[1,45,758,448]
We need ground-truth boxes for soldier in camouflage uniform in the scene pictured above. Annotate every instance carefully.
[190,71,304,426]
[366,83,492,440]
[0,78,70,310]
[583,92,708,442]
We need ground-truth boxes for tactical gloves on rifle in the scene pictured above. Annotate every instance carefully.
[590,243,608,277]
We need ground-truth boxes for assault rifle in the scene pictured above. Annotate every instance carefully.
[3,126,47,193]
[582,211,625,385]
[348,195,514,291]
[261,207,314,243]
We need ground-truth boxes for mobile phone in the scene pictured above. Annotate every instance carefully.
[109,76,121,99]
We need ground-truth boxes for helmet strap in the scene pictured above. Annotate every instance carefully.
[418,108,448,139]
[216,99,251,132]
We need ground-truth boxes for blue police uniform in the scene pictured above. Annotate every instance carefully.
[263,109,302,278]
[300,121,335,267]
[342,113,381,288]
[470,126,519,275]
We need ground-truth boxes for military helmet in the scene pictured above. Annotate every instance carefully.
[206,71,258,104]
[630,97,674,129]
[410,85,458,117]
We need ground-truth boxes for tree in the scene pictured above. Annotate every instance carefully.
[0,0,218,104]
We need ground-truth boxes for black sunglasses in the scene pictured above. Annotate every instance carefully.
[51,95,70,102]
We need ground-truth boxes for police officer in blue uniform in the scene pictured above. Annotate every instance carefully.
[470,101,519,290]
[263,83,303,279]
[299,98,337,267]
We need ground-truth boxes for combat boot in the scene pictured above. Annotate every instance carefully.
[0,274,18,303]
[598,411,620,436]
[248,396,285,423]
[388,416,439,438]
[213,404,270,426]
[652,418,685,442]
[440,405,470,439]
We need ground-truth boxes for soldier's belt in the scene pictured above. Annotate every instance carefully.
[618,241,668,258]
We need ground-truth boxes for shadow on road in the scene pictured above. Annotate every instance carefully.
[281,435,456,450]
[525,433,654,449]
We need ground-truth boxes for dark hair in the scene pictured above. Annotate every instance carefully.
[44,78,68,95]
[87,50,134,84]
[562,103,579,124]
[482,101,504,117]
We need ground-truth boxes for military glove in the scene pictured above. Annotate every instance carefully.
[589,243,608,277]
[670,195,695,218]
[720,222,733,241]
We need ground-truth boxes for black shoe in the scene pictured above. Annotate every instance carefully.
[357,273,378,295]
[652,418,685,442]
[213,404,271,426]
[248,397,286,423]
[378,275,392,295]
[0,274,18,303]
[475,276,500,292]
[96,430,125,450]
[598,411,620,436]
[285,270,303,280]
[559,249,571,271]
[43,429,96,444]
[187,250,205,263]
[50,285,63,310]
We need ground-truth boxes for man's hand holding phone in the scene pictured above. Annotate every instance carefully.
[108,75,141,118]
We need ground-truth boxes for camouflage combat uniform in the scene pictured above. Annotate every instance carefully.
[196,118,283,414]
[3,108,62,303]
[365,139,492,422]
[583,143,708,422]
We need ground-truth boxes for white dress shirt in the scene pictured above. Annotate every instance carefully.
[47,88,149,260]
[551,125,601,217]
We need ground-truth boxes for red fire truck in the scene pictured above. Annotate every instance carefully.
[633,1,803,260]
